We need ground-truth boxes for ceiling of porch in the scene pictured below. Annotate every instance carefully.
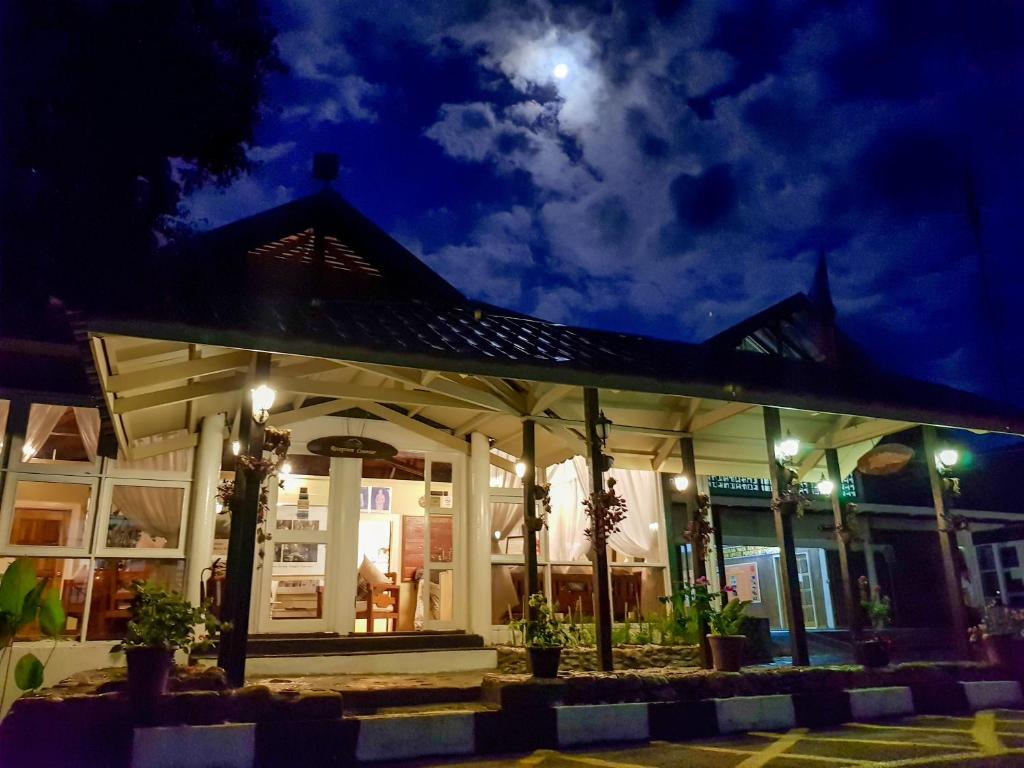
[89,334,919,480]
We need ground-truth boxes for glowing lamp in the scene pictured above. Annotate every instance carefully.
[280,462,293,477]
[777,432,799,461]
[816,475,835,496]
[937,448,959,470]
[250,384,276,424]
[514,461,527,479]
[493,530,502,540]
[231,440,241,456]
[648,522,660,532]
[672,474,689,492]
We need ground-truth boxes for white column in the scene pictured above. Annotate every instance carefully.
[186,412,226,606]
[957,529,983,609]
[468,432,492,639]
[328,457,362,635]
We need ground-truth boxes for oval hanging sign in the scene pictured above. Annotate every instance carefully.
[306,436,397,460]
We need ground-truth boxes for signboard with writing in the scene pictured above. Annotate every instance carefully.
[725,562,762,604]
[306,436,397,460]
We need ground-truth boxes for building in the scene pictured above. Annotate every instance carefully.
[2,170,1023,689]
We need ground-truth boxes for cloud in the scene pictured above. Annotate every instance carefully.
[246,141,297,164]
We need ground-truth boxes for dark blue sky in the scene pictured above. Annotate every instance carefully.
[184,0,1024,403]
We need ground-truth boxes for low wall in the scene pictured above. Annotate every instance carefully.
[496,644,701,673]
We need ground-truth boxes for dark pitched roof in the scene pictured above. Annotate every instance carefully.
[78,188,1024,436]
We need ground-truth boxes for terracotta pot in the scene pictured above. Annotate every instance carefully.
[708,634,745,672]
[984,635,1024,670]
[126,646,174,704]
[527,646,562,678]
[855,639,890,668]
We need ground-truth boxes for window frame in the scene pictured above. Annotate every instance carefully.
[6,407,103,476]
[0,472,99,557]
[95,477,191,559]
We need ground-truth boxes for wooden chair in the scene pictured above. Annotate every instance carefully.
[612,571,643,620]
[357,571,400,632]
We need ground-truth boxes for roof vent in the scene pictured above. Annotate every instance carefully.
[313,152,340,183]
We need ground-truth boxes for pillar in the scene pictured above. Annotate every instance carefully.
[329,457,362,635]
[521,419,540,612]
[583,387,613,672]
[763,406,809,666]
[468,432,493,638]
[825,447,859,638]
[186,412,226,606]
[709,503,728,608]
[218,353,271,686]
[678,436,710,667]
[660,474,685,589]
[922,425,970,658]
[861,518,879,593]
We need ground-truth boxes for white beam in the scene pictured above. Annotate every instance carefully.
[345,362,521,414]
[356,401,470,454]
[111,373,247,415]
[267,376,481,410]
[106,350,252,394]
[529,383,575,415]
[689,402,755,432]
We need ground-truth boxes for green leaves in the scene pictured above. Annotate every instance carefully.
[0,559,38,615]
[14,653,44,691]
[38,589,65,638]
[119,581,222,652]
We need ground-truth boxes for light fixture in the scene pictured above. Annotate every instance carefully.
[250,384,276,424]
[937,448,959,470]
[493,530,502,540]
[672,474,690,492]
[215,502,223,514]
[514,461,527,479]
[553,63,569,79]
[777,432,799,461]
[231,440,241,456]
[648,522,660,532]
[280,461,293,477]
[816,475,835,496]
[596,410,612,446]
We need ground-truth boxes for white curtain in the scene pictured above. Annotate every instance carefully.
[22,404,66,461]
[73,407,100,462]
[111,485,183,546]
[606,466,660,560]
[121,429,190,472]
[0,399,8,454]
[546,457,592,562]
[489,453,523,553]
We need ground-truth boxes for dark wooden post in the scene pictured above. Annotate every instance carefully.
[583,387,614,672]
[922,425,970,658]
[521,418,540,617]
[825,448,860,639]
[218,352,271,687]
[678,436,711,667]
[763,406,810,666]
[710,505,728,608]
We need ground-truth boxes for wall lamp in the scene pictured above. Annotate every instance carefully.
[672,474,690,492]
[251,384,276,424]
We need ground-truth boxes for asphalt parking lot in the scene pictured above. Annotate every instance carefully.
[391,710,1024,768]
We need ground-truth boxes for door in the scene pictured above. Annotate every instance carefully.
[257,475,331,633]
[419,454,459,629]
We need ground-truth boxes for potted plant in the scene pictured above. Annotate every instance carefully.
[856,576,893,667]
[684,577,749,671]
[115,581,223,704]
[523,592,565,678]
[968,603,1024,670]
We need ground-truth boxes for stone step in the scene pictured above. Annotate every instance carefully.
[196,631,484,658]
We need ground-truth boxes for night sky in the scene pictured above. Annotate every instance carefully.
[184,0,1024,403]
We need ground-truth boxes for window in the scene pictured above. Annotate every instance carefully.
[3,478,95,551]
[86,559,186,641]
[16,404,99,469]
[104,484,186,551]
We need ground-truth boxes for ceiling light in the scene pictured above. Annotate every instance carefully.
[672,475,689,492]
[514,461,527,479]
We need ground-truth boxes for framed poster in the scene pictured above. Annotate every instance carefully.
[725,562,762,603]
[369,486,391,512]
[360,486,369,511]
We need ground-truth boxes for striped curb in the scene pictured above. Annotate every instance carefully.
[30,677,1024,766]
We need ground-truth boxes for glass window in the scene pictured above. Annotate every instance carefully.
[21,404,98,465]
[551,565,594,617]
[978,545,996,571]
[86,558,185,641]
[491,501,524,555]
[491,564,549,624]
[9,480,92,548]
[611,566,666,621]
[276,478,330,531]
[1001,547,1020,569]
[105,485,184,549]
[0,557,90,640]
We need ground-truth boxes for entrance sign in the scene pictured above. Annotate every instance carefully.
[306,436,398,460]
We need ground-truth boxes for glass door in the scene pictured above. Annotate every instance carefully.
[257,476,331,633]
[420,455,458,629]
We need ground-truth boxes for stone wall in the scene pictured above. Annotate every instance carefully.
[497,644,701,674]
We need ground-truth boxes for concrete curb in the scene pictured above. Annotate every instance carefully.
[116,678,1024,765]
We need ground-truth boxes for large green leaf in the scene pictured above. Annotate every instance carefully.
[38,588,65,638]
[0,560,37,615]
[19,577,49,627]
[14,653,44,691]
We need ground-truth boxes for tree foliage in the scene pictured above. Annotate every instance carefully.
[0,0,281,335]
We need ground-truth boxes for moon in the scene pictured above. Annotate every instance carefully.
[552,63,569,80]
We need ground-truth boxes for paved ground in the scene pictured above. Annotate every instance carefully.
[381,710,1024,768]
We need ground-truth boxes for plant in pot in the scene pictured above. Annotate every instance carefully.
[856,575,893,667]
[114,581,223,705]
[968,603,1024,670]
[685,577,749,671]
[523,592,566,678]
